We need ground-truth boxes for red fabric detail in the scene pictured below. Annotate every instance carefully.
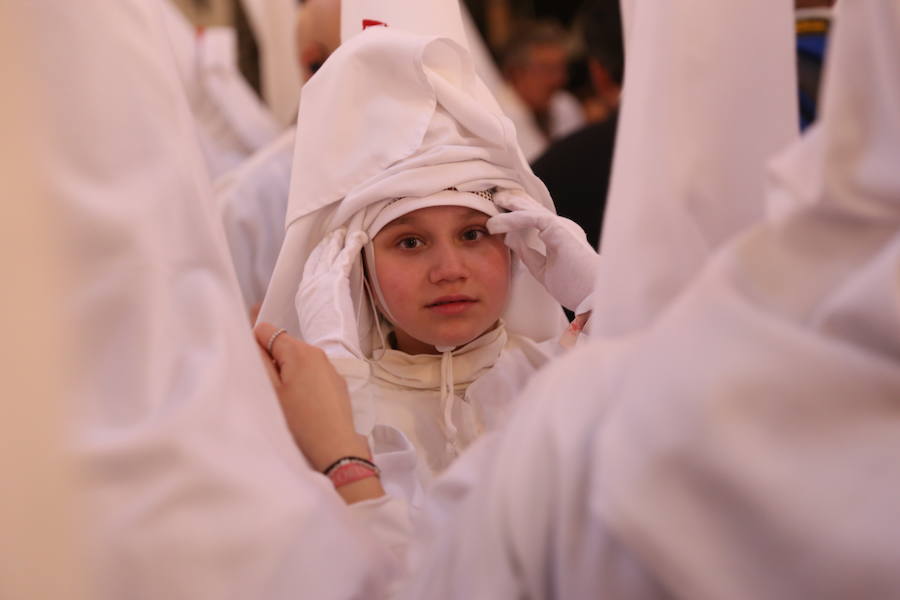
[362,19,389,30]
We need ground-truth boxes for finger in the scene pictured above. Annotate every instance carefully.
[345,230,369,254]
[516,245,548,275]
[254,321,290,357]
[256,345,281,387]
[492,189,541,212]
[487,210,546,234]
[254,321,279,351]
[336,230,368,274]
[303,229,346,279]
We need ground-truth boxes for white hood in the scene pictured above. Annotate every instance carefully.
[259,27,567,350]
[589,0,799,337]
[600,2,900,598]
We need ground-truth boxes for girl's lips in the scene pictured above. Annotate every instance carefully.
[426,296,477,315]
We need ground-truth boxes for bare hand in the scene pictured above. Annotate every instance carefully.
[254,322,371,473]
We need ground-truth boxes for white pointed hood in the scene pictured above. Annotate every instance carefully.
[600,2,900,598]
[589,0,798,337]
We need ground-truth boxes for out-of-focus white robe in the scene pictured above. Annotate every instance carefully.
[217,127,296,310]
[12,1,394,598]
[397,2,900,598]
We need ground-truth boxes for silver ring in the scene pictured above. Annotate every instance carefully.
[266,328,287,354]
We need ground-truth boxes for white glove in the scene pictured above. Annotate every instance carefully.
[487,190,599,314]
[295,228,368,359]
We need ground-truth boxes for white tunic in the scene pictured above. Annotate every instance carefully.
[339,325,563,509]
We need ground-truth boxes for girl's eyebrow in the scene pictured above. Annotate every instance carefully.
[381,215,415,231]
[381,208,489,232]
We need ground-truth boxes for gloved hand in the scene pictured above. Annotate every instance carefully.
[295,228,369,359]
[487,190,599,314]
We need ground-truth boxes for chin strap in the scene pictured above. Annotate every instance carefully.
[437,344,460,458]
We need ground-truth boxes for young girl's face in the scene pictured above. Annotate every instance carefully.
[372,205,511,354]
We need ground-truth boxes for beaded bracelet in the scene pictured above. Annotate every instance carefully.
[322,456,381,489]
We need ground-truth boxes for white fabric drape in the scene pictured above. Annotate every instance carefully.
[239,0,302,125]
[12,1,393,598]
[590,0,798,337]
[401,2,900,598]
[161,1,283,178]
[217,127,296,310]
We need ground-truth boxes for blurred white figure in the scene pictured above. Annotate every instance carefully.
[11,1,393,598]
[401,2,900,599]
[217,127,296,311]
[588,0,798,337]
[0,9,88,600]
[218,0,341,312]
[162,1,282,178]
[240,0,303,125]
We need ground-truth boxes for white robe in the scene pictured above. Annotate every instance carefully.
[339,325,564,509]
[216,127,296,310]
[13,1,394,597]
[395,1,900,598]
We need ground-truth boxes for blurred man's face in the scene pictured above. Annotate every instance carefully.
[509,43,568,113]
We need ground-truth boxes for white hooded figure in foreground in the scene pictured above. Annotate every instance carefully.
[259,0,598,511]
[9,1,396,597]
[398,1,900,598]
[261,0,900,598]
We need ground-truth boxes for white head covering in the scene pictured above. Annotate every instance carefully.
[16,1,393,597]
[239,0,303,125]
[589,0,799,338]
[160,1,283,178]
[259,0,567,350]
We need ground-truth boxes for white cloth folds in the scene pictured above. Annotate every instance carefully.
[590,0,798,337]
[400,1,900,598]
[259,28,567,347]
[296,228,369,359]
[216,127,296,310]
[16,1,394,598]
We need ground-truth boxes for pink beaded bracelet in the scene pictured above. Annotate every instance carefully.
[323,456,380,488]
[327,461,380,488]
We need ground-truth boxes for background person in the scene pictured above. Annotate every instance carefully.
[494,20,586,160]
[531,0,624,249]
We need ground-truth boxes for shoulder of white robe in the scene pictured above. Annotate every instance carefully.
[10,1,393,597]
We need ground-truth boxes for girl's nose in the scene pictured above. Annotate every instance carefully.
[428,242,468,284]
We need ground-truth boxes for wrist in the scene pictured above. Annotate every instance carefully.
[323,456,384,505]
[306,435,372,473]
[335,476,384,504]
